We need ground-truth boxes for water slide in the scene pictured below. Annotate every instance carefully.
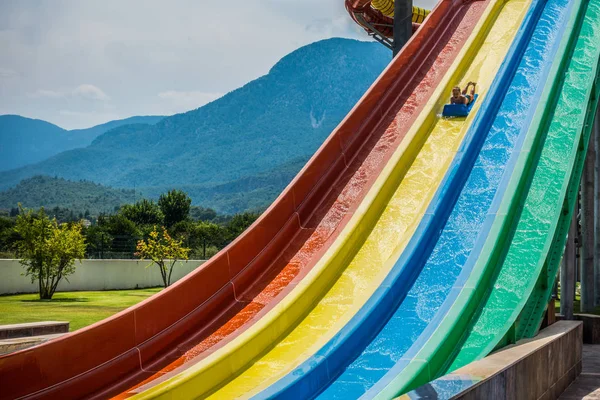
[446,0,600,372]
[122,1,495,398]
[257,0,600,398]
[3,0,599,399]
[119,0,537,398]
[0,1,487,399]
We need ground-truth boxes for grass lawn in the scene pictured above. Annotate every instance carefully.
[0,288,162,331]
[555,292,600,315]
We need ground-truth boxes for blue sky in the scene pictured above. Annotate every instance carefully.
[0,0,437,129]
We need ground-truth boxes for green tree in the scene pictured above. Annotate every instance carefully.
[83,224,113,258]
[226,212,260,241]
[14,206,85,299]
[189,206,217,222]
[120,199,163,225]
[85,214,140,258]
[196,221,224,259]
[158,190,191,227]
[136,226,190,287]
[0,216,17,257]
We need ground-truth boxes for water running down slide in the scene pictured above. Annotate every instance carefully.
[447,0,600,372]
[2,0,596,398]
[128,1,492,398]
[364,0,576,396]
[515,0,600,343]
[253,0,582,397]
[134,0,600,397]
[315,0,534,398]
[0,1,484,400]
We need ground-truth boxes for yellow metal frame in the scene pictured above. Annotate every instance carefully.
[371,0,431,22]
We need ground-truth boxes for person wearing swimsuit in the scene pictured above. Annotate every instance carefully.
[450,81,477,105]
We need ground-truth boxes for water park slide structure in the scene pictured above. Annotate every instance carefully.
[362,0,580,397]
[119,1,598,398]
[127,0,529,398]
[114,1,486,398]
[256,0,557,396]
[0,1,487,399]
[515,0,600,344]
[2,0,597,398]
[346,1,430,39]
[361,0,600,397]
[446,0,600,372]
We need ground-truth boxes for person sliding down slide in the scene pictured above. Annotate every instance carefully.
[450,81,477,105]
[443,82,478,117]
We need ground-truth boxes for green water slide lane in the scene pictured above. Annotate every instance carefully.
[446,0,600,372]
[516,35,600,340]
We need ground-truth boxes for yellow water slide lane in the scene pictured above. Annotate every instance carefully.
[132,0,529,398]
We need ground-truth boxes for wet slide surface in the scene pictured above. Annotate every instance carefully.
[447,0,600,373]
[364,0,575,397]
[515,0,600,341]
[250,0,544,397]
[0,2,482,400]
[310,0,532,398]
[129,3,493,400]
[118,1,487,399]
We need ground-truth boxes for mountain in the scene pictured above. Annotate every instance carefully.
[68,115,165,145]
[0,175,135,215]
[137,156,310,214]
[0,157,305,216]
[0,115,165,171]
[0,38,391,213]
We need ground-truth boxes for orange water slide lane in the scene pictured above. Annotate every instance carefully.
[114,1,489,398]
[0,2,486,400]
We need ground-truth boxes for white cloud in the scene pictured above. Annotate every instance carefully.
[72,84,110,101]
[0,0,441,128]
[29,89,66,98]
[157,90,223,114]
[28,84,110,101]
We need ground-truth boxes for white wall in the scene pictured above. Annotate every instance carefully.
[0,259,206,295]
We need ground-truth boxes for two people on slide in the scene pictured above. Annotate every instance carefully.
[450,81,477,105]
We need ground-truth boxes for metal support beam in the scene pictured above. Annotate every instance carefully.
[582,112,596,312]
[561,211,577,319]
[355,13,394,51]
[393,0,413,56]
[595,103,600,306]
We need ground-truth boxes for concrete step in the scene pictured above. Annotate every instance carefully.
[0,321,69,339]
[560,344,600,399]
[0,333,65,355]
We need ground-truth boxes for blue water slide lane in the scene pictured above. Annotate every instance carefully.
[250,0,557,398]
[359,0,571,397]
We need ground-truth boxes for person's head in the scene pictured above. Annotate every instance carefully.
[452,86,461,97]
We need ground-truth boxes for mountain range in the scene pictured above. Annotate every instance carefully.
[0,176,135,215]
[0,38,391,214]
[0,115,164,171]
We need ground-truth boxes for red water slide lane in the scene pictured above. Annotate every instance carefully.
[0,2,486,399]
[116,3,485,398]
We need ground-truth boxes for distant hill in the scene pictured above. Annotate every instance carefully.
[137,156,310,214]
[0,38,391,213]
[68,115,165,145]
[0,157,305,215]
[0,115,164,171]
[0,176,135,215]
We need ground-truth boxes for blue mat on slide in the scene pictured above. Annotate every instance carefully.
[443,94,478,117]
